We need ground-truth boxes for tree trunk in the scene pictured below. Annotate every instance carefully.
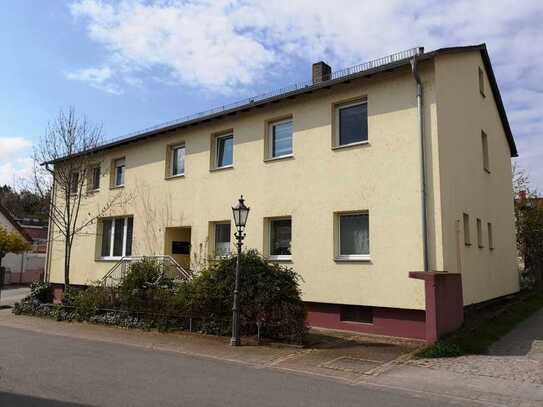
[64,239,71,289]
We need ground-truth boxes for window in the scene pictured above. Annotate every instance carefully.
[69,172,79,194]
[100,217,133,259]
[335,100,368,147]
[337,213,370,260]
[214,222,231,257]
[170,144,185,176]
[215,134,233,168]
[477,218,484,248]
[88,165,100,191]
[269,218,291,260]
[488,222,494,250]
[481,131,490,172]
[113,158,125,187]
[268,118,293,158]
[478,67,485,97]
[340,305,373,324]
[463,213,471,246]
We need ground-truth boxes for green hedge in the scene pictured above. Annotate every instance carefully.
[13,250,307,344]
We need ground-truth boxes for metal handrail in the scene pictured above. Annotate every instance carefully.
[98,47,422,147]
[101,255,192,287]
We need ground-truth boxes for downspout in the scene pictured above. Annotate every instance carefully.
[411,48,429,273]
[44,163,55,283]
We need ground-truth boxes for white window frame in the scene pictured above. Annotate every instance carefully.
[100,216,132,260]
[268,217,292,261]
[113,158,125,187]
[335,99,368,148]
[335,212,370,262]
[170,143,186,177]
[214,133,234,169]
[213,222,231,258]
[268,118,293,159]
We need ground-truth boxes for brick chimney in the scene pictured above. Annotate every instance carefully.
[312,61,332,83]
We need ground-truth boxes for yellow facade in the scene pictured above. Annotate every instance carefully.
[47,50,519,310]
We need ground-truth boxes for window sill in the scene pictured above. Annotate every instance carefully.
[210,165,234,172]
[484,168,491,174]
[95,257,123,262]
[87,188,100,194]
[110,185,125,190]
[264,154,294,163]
[332,140,370,151]
[165,173,185,180]
[334,255,371,263]
[267,255,292,262]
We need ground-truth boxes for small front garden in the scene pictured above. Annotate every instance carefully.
[13,250,307,344]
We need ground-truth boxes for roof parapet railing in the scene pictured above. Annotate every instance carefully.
[97,47,422,147]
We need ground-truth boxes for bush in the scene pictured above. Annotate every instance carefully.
[417,341,463,358]
[28,281,53,303]
[189,249,307,342]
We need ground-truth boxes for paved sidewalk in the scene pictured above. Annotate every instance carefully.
[410,307,543,385]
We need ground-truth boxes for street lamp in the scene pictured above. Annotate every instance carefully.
[230,195,250,346]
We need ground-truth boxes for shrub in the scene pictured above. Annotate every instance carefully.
[71,286,111,319]
[28,281,53,303]
[189,249,307,342]
[417,341,463,358]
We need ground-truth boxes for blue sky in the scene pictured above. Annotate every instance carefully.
[1,0,542,191]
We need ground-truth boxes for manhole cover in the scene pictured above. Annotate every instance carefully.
[321,357,381,374]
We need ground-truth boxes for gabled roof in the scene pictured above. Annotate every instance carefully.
[46,43,517,164]
[0,202,33,242]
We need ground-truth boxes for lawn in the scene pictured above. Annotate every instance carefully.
[418,290,543,358]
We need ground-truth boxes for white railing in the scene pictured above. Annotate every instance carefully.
[101,255,192,288]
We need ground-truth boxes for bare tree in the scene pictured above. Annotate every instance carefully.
[33,107,131,288]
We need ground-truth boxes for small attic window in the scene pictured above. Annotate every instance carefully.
[478,67,485,97]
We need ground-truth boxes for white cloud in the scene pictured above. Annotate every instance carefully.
[69,0,543,189]
[66,66,122,94]
[0,138,33,187]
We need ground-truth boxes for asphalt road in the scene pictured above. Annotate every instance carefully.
[0,326,467,407]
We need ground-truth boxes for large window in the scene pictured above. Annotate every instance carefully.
[170,144,185,177]
[269,218,291,260]
[100,217,133,259]
[337,213,369,260]
[215,134,233,168]
[214,222,231,257]
[336,100,368,147]
[268,119,293,158]
[113,158,125,187]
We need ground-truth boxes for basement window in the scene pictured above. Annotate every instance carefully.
[340,305,374,324]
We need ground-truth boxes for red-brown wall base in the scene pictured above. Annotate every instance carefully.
[305,302,426,340]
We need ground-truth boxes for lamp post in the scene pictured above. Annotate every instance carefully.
[231,195,250,346]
